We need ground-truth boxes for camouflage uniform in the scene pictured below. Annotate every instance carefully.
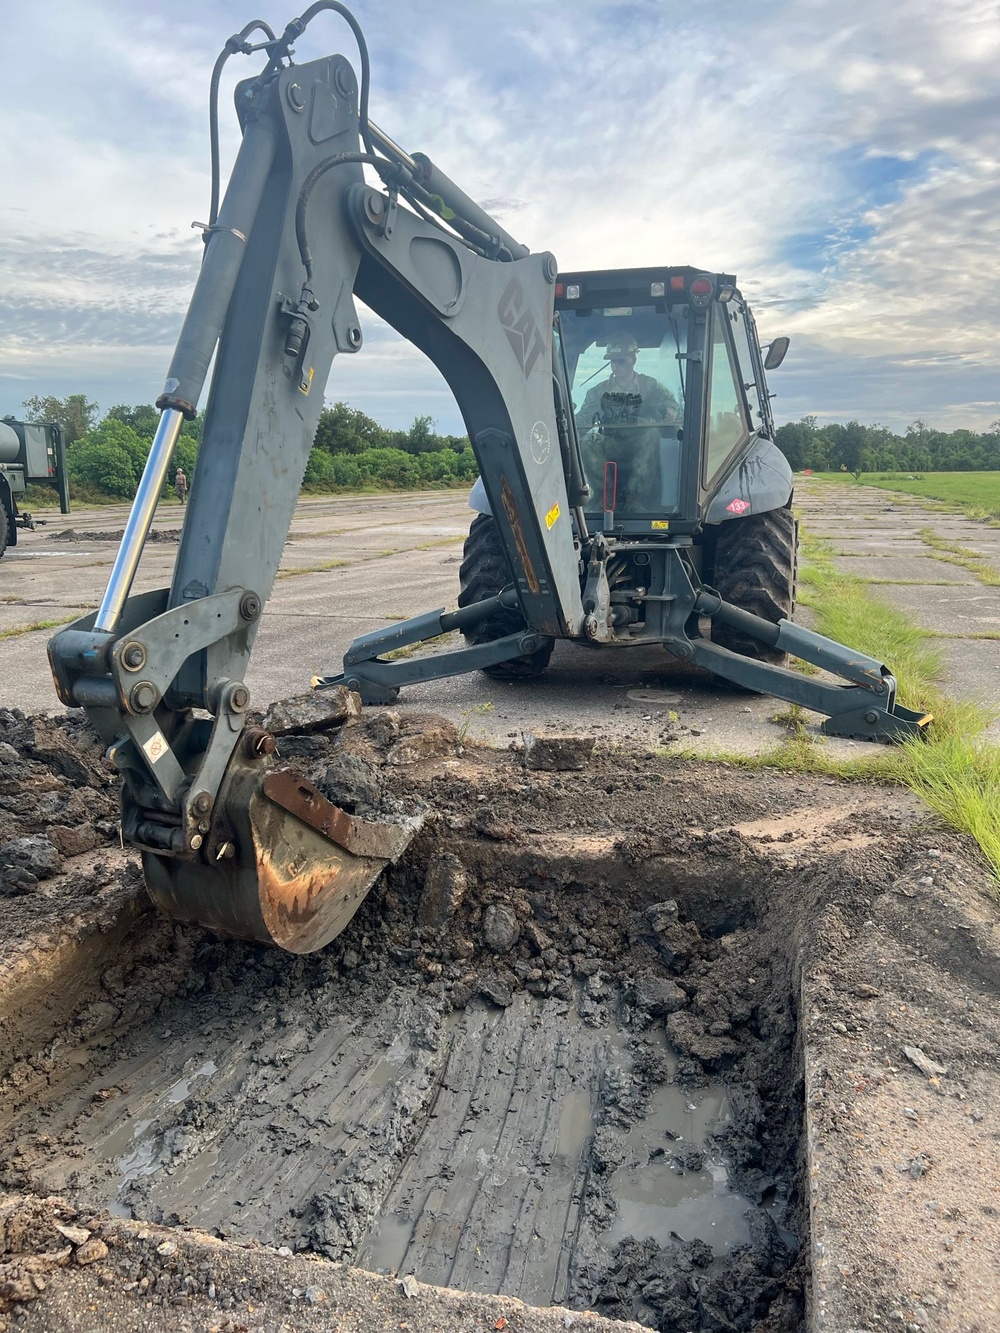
[576,371,679,435]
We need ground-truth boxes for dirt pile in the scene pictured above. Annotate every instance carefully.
[0,708,121,900]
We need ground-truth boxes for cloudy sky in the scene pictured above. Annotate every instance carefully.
[2,0,998,434]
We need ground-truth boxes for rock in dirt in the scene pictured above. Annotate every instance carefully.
[645,900,679,932]
[319,753,384,810]
[649,919,703,970]
[666,1011,740,1065]
[418,853,468,928]
[481,903,520,953]
[631,974,688,1017]
[522,732,596,771]
[477,973,514,1007]
[73,1237,108,1265]
[53,1225,90,1246]
[0,836,62,892]
[902,1044,948,1078]
[261,687,361,735]
[45,825,99,858]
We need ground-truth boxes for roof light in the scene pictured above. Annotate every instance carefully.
[689,275,714,308]
[555,282,564,297]
[650,281,665,297]
[565,283,581,300]
[669,275,686,291]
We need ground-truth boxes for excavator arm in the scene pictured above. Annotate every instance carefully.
[47,7,588,952]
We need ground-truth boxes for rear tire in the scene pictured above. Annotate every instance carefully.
[710,506,797,664]
[457,513,554,679]
[0,497,11,560]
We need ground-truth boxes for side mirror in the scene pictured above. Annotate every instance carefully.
[764,336,790,370]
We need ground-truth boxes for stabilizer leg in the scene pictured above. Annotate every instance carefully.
[692,590,932,743]
[314,591,554,704]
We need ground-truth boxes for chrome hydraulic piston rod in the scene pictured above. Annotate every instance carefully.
[94,408,185,633]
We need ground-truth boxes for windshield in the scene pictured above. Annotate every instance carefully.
[562,305,687,520]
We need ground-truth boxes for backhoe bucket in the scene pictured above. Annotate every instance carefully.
[142,757,420,954]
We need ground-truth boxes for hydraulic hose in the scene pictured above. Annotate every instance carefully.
[208,21,277,230]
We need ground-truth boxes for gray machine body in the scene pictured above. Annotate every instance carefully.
[48,25,930,880]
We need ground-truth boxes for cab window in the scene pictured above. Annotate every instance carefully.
[563,306,688,518]
[727,307,763,430]
[704,317,748,484]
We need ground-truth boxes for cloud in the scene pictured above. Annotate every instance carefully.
[1,0,998,432]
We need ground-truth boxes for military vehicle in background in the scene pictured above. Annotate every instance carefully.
[0,418,70,556]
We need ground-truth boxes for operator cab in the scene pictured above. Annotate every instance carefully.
[555,267,768,537]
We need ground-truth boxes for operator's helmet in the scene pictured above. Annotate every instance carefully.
[604,333,639,360]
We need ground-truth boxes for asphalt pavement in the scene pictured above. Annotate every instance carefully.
[3,478,997,751]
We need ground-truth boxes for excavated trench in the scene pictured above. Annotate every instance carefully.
[0,830,804,1331]
[2,704,998,1332]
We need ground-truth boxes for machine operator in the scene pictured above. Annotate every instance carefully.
[575,333,680,512]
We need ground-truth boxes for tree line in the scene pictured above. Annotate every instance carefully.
[15,394,1000,504]
[774,416,1000,474]
[17,395,479,502]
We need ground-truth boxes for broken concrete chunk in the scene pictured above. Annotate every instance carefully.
[386,721,459,766]
[418,853,468,928]
[0,835,62,881]
[902,1045,947,1078]
[364,710,402,748]
[522,732,596,771]
[482,903,520,954]
[261,687,361,735]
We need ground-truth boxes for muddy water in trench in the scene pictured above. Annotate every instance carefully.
[3,964,774,1313]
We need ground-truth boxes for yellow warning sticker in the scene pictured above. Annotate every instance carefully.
[651,520,670,530]
[298,366,315,396]
[545,502,561,530]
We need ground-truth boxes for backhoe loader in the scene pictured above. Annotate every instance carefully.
[48,4,930,956]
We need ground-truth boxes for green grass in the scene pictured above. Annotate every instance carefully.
[918,528,1000,585]
[810,470,1000,521]
[0,616,78,640]
[696,527,1000,880]
[276,558,351,580]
